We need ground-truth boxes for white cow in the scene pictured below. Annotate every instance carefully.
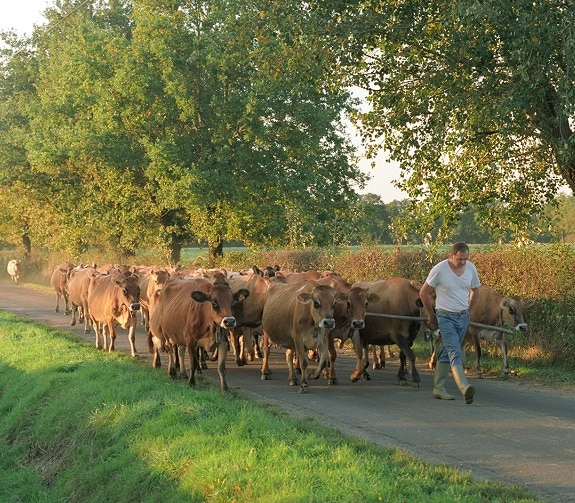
[7,259,21,283]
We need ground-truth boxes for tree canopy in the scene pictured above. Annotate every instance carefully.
[321,0,575,242]
[1,0,366,262]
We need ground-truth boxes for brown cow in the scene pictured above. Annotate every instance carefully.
[148,276,249,392]
[315,275,380,384]
[429,285,533,378]
[50,262,75,314]
[67,264,98,333]
[260,281,347,393]
[351,278,424,387]
[138,267,170,332]
[227,272,274,366]
[87,272,141,356]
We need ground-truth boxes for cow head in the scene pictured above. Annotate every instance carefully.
[191,282,249,330]
[346,287,380,330]
[296,284,347,329]
[500,297,534,331]
[113,275,141,314]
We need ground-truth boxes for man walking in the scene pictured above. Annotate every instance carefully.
[420,242,480,404]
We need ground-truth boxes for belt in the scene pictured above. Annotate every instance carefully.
[436,308,469,315]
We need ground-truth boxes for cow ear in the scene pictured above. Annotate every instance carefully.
[296,292,313,303]
[335,292,347,303]
[524,299,535,309]
[234,288,250,302]
[191,290,209,303]
[500,298,511,309]
[368,293,380,304]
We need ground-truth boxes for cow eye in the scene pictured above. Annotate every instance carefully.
[123,288,129,296]
[313,300,321,309]
[211,300,219,309]
[509,306,516,315]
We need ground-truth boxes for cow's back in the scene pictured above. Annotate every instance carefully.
[67,267,95,305]
[88,275,118,321]
[353,278,422,343]
[469,285,503,328]
[149,277,210,346]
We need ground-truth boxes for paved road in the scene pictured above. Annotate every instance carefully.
[1,281,574,502]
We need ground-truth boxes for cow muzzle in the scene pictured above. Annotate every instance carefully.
[351,319,365,330]
[221,317,237,329]
[515,323,528,331]
[319,318,336,329]
[130,302,141,312]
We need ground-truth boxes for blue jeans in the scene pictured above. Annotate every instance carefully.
[436,310,469,366]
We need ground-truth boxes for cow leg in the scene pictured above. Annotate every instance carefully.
[70,304,77,326]
[147,332,162,368]
[55,293,60,313]
[127,319,138,357]
[474,336,483,379]
[108,324,116,352]
[394,337,420,388]
[83,308,91,334]
[308,333,332,384]
[94,320,103,350]
[350,330,370,382]
[216,338,229,392]
[166,344,178,377]
[372,345,384,369]
[500,337,509,378]
[253,329,263,359]
[292,343,309,393]
[178,345,189,382]
[285,348,299,387]
[260,332,272,380]
[320,336,338,385]
[229,329,244,366]
[63,292,71,315]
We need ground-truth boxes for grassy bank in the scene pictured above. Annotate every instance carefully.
[0,311,541,503]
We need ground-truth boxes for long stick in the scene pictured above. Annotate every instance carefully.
[365,312,515,335]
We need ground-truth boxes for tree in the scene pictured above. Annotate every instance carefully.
[319,0,575,243]
[0,0,367,261]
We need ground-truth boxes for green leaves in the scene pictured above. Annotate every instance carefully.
[332,0,574,243]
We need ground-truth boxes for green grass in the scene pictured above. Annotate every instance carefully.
[0,311,542,503]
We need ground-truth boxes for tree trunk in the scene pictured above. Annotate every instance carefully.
[170,242,182,265]
[22,233,31,257]
[208,237,223,264]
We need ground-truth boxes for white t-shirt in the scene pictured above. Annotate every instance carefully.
[425,259,480,312]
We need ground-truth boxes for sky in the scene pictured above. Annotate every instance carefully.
[0,0,407,203]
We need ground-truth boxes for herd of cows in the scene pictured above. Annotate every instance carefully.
[8,260,532,393]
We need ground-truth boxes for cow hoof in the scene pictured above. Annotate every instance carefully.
[298,385,308,394]
[289,379,299,386]
[327,378,338,385]
[260,373,271,381]
[361,371,370,381]
[411,381,420,389]
[398,379,408,386]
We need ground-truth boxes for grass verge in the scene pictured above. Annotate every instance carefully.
[0,310,541,502]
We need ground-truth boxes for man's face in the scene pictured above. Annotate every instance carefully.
[449,251,469,270]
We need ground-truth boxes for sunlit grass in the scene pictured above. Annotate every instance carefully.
[0,310,542,502]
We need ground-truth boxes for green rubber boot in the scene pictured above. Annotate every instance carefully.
[451,365,475,404]
[432,362,455,400]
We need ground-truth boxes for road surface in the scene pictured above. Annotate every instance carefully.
[1,281,574,502]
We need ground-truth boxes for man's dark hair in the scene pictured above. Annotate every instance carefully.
[450,242,470,255]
